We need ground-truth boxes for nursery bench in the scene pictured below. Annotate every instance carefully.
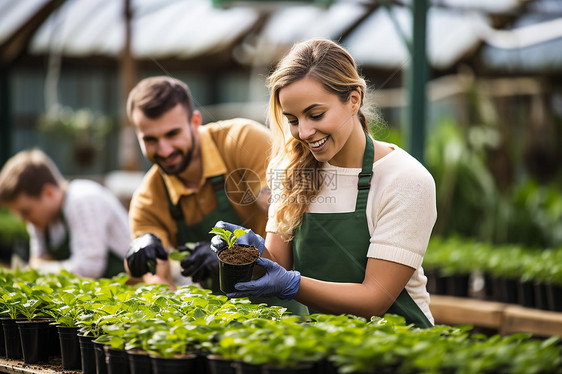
[430,295,562,337]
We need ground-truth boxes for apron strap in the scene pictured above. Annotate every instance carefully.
[162,174,231,246]
[44,214,71,260]
[163,180,184,222]
[163,175,228,222]
[209,175,231,209]
[356,131,374,213]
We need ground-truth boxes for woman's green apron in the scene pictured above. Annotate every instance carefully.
[292,132,432,328]
[44,214,124,278]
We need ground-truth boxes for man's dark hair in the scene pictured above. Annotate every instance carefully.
[126,76,194,122]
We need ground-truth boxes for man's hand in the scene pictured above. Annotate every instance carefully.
[210,221,265,254]
[227,257,300,300]
[180,242,218,283]
[126,233,168,278]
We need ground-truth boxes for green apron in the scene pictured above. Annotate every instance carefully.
[165,174,307,314]
[165,175,241,247]
[164,174,242,293]
[44,214,124,278]
[292,132,432,328]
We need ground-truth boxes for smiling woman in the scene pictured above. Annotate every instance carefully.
[209,38,437,327]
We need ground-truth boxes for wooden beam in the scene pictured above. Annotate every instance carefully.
[501,305,562,337]
[430,295,506,329]
[430,295,562,337]
[0,0,67,66]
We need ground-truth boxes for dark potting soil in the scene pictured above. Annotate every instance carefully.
[2,356,81,374]
[219,245,259,264]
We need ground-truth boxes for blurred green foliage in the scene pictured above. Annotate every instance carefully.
[384,118,561,248]
[0,208,28,245]
[424,236,562,285]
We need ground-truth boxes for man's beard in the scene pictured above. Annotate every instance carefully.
[155,147,193,175]
[155,126,195,175]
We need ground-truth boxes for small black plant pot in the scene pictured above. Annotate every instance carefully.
[1,317,24,359]
[233,361,262,374]
[500,277,518,304]
[58,326,82,370]
[546,283,562,312]
[0,320,4,357]
[492,276,518,304]
[17,319,51,364]
[105,346,130,374]
[218,245,259,294]
[93,341,108,374]
[312,359,338,374]
[79,334,97,374]
[207,354,236,374]
[150,353,197,374]
[262,364,315,374]
[195,351,209,374]
[517,280,535,308]
[128,350,153,374]
[534,282,549,311]
[444,274,470,297]
[48,320,61,357]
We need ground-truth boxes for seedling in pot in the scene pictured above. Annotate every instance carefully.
[209,227,259,293]
[209,228,249,251]
[210,228,259,264]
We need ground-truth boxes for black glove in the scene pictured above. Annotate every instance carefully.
[180,242,218,283]
[126,233,168,278]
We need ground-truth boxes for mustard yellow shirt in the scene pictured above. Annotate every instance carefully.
[129,118,271,249]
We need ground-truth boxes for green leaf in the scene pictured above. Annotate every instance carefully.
[147,260,156,274]
[209,227,249,249]
[169,250,190,261]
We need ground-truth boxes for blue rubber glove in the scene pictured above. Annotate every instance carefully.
[210,221,264,255]
[227,257,301,300]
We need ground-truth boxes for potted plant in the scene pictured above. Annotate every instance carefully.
[37,105,113,168]
[0,286,26,359]
[210,227,260,293]
[47,289,87,370]
[11,281,55,365]
[77,309,116,374]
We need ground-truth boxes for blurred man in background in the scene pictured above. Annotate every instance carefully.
[0,148,129,278]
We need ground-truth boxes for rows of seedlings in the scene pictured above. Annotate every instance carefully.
[1,268,561,374]
[424,236,562,311]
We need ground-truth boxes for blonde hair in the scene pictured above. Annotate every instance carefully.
[0,148,64,204]
[266,39,371,241]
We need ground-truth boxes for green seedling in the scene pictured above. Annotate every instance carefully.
[209,228,248,249]
[147,261,156,275]
[169,242,196,261]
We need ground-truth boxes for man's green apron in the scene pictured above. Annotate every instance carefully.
[292,132,432,328]
[165,175,237,292]
[165,174,307,314]
[44,214,124,278]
